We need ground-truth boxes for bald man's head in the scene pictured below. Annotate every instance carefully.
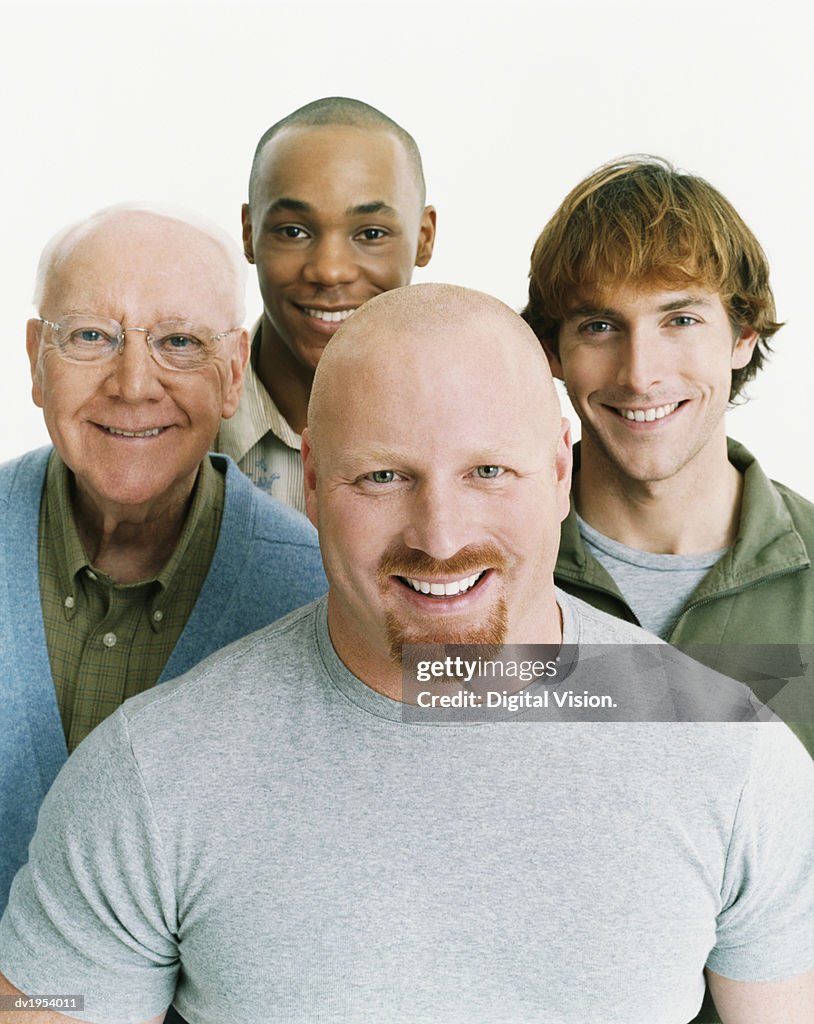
[34,203,247,324]
[26,204,250,519]
[301,283,572,696]
[308,283,561,464]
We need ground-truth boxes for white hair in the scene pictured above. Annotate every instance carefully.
[32,201,247,321]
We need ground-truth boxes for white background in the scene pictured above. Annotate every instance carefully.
[2,0,811,495]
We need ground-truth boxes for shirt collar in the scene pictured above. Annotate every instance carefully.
[46,451,94,595]
[45,450,222,605]
[217,318,302,460]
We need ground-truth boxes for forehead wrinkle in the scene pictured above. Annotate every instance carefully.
[43,221,238,327]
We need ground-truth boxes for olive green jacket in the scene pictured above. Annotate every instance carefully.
[556,439,814,754]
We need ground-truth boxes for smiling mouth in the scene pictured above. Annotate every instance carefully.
[299,306,358,323]
[398,570,487,598]
[612,401,683,422]
[101,426,166,438]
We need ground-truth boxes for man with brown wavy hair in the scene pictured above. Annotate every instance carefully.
[523,156,813,654]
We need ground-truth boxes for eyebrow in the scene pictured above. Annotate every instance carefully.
[266,197,312,214]
[566,295,714,318]
[265,198,398,217]
[346,201,398,217]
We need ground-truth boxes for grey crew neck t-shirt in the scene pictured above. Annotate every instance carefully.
[1,593,812,1024]
[578,513,727,638]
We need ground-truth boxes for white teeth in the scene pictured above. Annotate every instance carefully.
[618,402,679,422]
[303,307,356,322]
[403,571,484,597]
[105,427,162,438]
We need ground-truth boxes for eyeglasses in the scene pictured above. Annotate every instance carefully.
[37,315,241,372]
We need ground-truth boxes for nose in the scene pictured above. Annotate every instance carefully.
[301,234,359,288]
[105,329,166,401]
[615,329,664,395]
[402,480,471,562]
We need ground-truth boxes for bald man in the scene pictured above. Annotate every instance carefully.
[0,205,326,916]
[1,286,812,1023]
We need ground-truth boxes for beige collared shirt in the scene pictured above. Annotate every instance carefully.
[214,321,305,514]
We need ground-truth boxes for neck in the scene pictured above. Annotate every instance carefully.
[327,591,564,703]
[71,473,198,584]
[255,316,313,435]
[576,434,742,555]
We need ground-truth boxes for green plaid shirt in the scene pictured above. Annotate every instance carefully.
[38,451,224,752]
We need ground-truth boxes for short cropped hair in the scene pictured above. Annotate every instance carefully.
[248,96,426,207]
[522,156,783,402]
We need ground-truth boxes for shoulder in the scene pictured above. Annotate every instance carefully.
[0,447,51,505]
[124,599,325,731]
[771,478,814,538]
[730,438,814,537]
[214,452,319,549]
[558,589,765,723]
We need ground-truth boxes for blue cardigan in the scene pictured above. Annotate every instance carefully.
[0,447,327,911]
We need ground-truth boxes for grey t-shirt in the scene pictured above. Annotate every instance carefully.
[1,593,812,1024]
[578,514,727,638]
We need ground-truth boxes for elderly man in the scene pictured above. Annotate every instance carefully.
[0,286,811,1023]
[0,205,326,914]
[214,95,436,512]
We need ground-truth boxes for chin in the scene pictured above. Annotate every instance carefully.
[385,600,509,664]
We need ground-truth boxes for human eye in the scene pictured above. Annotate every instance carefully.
[354,227,388,242]
[154,331,206,366]
[75,327,104,344]
[65,324,116,357]
[365,470,398,484]
[74,329,106,346]
[581,319,615,335]
[273,224,310,240]
[473,465,505,480]
[72,327,109,345]
[668,314,700,327]
[162,333,201,350]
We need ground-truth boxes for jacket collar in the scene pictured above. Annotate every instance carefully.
[556,439,810,593]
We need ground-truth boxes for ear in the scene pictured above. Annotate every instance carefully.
[220,329,250,419]
[26,319,44,408]
[541,338,565,381]
[414,206,436,268]
[731,325,759,370]
[555,418,573,523]
[301,427,319,528]
[241,203,256,264]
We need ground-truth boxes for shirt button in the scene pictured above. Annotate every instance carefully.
[86,569,98,581]
[64,595,75,609]
[153,609,164,622]
[102,632,117,648]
